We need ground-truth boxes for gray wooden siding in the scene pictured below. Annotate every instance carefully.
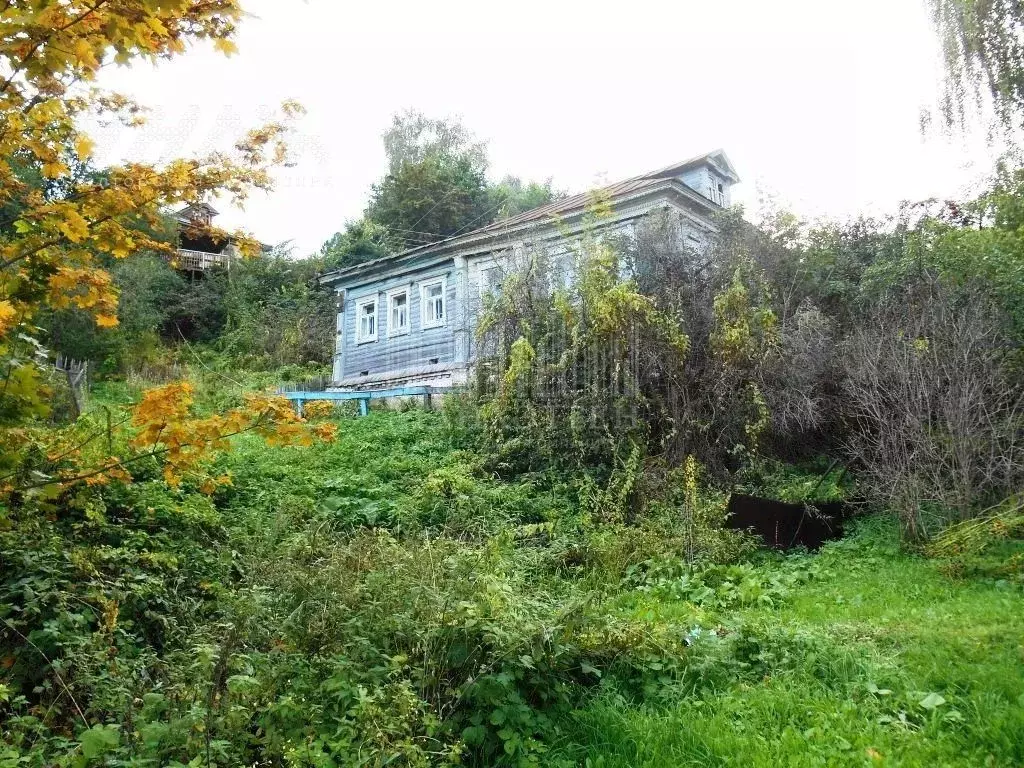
[680,166,730,207]
[340,262,456,380]
[330,180,726,385]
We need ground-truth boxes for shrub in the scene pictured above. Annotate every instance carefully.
[842,281,1024,540]
[302,399,336,420]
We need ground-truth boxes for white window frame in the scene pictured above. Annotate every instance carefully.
[386,287,410,337]
[707,173,726,206]
[420,276,447,329]
[549,255,573,293]
[478,263,503,298]
[355,294,378,344]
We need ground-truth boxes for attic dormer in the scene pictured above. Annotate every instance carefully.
[646,149,740,208]
[175,202,229,255]
[176,202,219,227]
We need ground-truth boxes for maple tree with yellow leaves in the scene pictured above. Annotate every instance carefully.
[0,1,333,498]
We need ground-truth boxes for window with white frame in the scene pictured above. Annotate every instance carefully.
[388,289,409,336]
[549,255,574,293]
[420,278,446,328]
[479,265,503,298]
[356,295,377,342]
[707,175,726,206]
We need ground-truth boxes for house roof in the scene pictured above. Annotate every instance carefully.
[320,149,737,287]
[461,149,738,237]
[175,202,220,220]
[645,148,740,183]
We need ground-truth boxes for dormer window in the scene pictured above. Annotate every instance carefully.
[708,178,726,206]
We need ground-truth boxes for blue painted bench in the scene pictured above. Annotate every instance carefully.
[280,386,450,417]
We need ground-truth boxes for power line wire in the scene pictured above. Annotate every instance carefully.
[442,192,513,240]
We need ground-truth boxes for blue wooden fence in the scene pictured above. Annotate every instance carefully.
[280,386,451,417]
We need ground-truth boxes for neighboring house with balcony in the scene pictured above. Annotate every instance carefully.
[172,202,269,271]
[318,149,739,391]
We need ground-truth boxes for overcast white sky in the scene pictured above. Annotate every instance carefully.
[91,0,996,255]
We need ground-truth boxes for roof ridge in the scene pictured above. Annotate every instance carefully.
[321,150,731,282]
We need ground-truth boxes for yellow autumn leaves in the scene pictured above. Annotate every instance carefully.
[1,381,338,500]
[0,2,331,500]
[302,400,337,420]
[0,0,298,346]
[0,300,16,337]
[47,267,120,328]
[129,382,336,488]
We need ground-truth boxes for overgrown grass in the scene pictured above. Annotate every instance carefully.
[3,402,1022,766]
[201,408,1024,766]
[556,517,1024,767]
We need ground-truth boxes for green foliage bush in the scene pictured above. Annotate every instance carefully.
[214,252,335,370]
[466,169,1024,544]
[3,390,1023,766]
[0,389,779,768]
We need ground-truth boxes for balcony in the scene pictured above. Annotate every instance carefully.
[174,248,232,272]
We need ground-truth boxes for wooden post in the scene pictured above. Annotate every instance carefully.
[358,398,369,417]
[333,290,346,384]
[452,255,469,374]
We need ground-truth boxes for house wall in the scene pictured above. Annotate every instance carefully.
[457,213,705,361]
[663,203,716,251]
[334,260,458,385]
[328,174,726,389]
[680,166,732,207]
[461,205,709,298]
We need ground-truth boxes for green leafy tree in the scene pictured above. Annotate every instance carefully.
[489,176,561,219]
[366,153,491,245]
[113,255,186,341]
[162,270,230,343]
[320,218,394,270]
[337,112,559,253]
[216,249,335,368]
[928,0,1024,133]
[382,108,488,175]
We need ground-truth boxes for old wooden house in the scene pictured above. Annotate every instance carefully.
[319,150,739,390]
[172,202,239,271]
[173,203,271,272]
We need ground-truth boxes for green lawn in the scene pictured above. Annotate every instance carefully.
[557,518,1024,767]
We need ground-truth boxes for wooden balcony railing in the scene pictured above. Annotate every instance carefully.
[174,248,231,271]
